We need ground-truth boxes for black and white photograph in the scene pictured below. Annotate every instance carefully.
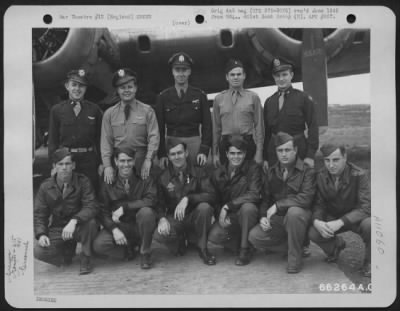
[4,5,396,308]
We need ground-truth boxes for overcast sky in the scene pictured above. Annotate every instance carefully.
[208,73,370,106]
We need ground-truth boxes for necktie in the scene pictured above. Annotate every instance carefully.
[72,101,81,116]
[124,104,130,120]
[282,168,288,181]
[124,179,130,194]
[278,92,285,111]
[178,171,184,183]
[180,89,185,99]
[230,168,236,179]
[232,91,238,105]
[334,177,340,191]
[62,183,68,199]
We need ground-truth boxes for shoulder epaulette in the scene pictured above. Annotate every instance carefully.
[349,162,365,176]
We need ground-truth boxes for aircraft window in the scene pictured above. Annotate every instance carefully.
[138,35,151,52]
[354,31,365,44]
[220,29,233,47]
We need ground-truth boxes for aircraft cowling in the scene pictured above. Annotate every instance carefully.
[247,28,355,76]
[33,28,98,89]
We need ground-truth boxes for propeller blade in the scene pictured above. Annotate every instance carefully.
[301,29,328,126]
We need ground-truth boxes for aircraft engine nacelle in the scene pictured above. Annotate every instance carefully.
[32,28,119,89]
[246,28,357,79]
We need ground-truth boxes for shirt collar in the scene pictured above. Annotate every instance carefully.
[230,87,244,95]
[223,159,249,175]
[120,99,137,108]
[116,169,139,185]
[169,159,198,179]
[175,85,188,94]
[323,163,350,184]
[272,157,304,175]
[51,172,76,190]
[278,85,293,95]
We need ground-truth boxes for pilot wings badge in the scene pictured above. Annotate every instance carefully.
[167,182,175,192]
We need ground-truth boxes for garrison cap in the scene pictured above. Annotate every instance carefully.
[52,147,73,164]
[273,132,294,147]
[114,144,136,159]
[271,57,293,74]
[66,69,89,85]
[320,143,346,157]
[226,135,248,152]
[225,59,244,74]
[166,137,187,153]
[168,52,193,68]
[112,68,137,87]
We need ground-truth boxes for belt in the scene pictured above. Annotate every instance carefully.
[69,147,94,153]
[167,129,200,137]
[221,134,253,140]
[272,133,304,140]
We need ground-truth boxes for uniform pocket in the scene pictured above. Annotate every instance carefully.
[239,105,254,129]
[87,116,96,125]
[129,116,147,136]
[164,104,177,113]
[60,118,76,136]
[111,121,125,137]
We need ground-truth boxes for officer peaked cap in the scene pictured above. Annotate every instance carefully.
[112,68,137,87]
[271,57,294,74]
[225,59,244,74]
[168,52,194,68]
[66,69,89,85]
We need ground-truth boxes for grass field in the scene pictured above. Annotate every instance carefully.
[317,104,370,172]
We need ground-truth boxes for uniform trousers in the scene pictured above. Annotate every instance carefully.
[131,147,146,173]
[34,219,98,266]
[70,151,99,191]
[309,216,371,264]
[219,135,256,165]
[249,206,311,268]
[93,207,156,258]
[166,135,201,164]
[153,202,213,252]
[208,203,258,250]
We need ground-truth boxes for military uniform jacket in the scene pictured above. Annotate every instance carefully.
[157,161,216,218]
[263,86,318,159]
[98,170,158,232]
[312,162,370,227]
[211,160,262,214]
[48,99,103,162]
[156,86,212,158]
[34,172,98,239]
[261,158,316,216]
[101,100,159,167]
